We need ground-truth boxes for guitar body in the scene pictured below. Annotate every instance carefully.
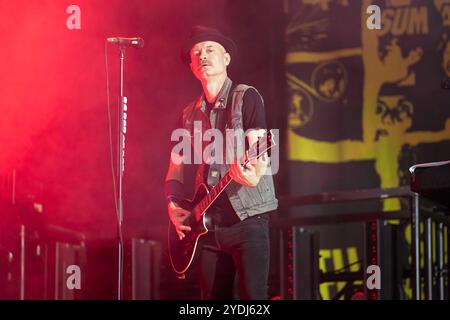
[168,183,213,275]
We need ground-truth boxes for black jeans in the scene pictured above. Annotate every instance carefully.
[198,213,270,300]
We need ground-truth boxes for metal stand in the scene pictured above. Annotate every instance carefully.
[275,187,420,300]
[411,193,421,300]
[116,46,127,300]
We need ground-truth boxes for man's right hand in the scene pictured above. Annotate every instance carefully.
[168,201,191,240]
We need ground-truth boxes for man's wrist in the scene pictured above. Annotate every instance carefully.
[167,195,182,207]
[165,179,186,205]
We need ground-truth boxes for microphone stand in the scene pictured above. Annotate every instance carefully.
[109,36,142,300]
[116,45,127,300]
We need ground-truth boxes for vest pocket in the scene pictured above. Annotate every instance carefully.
[240,186,262,208]
[258,176,275,203]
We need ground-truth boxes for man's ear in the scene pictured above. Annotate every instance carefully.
[189,60,195,73]
[224,52,231,66]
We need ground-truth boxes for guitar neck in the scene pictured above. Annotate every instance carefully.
[194,130,274,219]
[195,172,233,218]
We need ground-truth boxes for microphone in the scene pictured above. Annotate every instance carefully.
[107,37,144,48]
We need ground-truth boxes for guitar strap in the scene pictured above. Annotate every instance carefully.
[206,83,236,188]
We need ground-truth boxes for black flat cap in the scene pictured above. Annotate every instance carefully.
[181,25,237,65]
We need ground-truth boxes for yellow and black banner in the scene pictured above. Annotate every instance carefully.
[286,0,450,299]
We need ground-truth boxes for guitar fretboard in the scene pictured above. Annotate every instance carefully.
[194,172,233,220]
[193,130,274,221]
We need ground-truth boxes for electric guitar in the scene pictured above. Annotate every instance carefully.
[168,130,275,275]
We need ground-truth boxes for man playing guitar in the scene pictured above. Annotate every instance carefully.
[165,26,278,300]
